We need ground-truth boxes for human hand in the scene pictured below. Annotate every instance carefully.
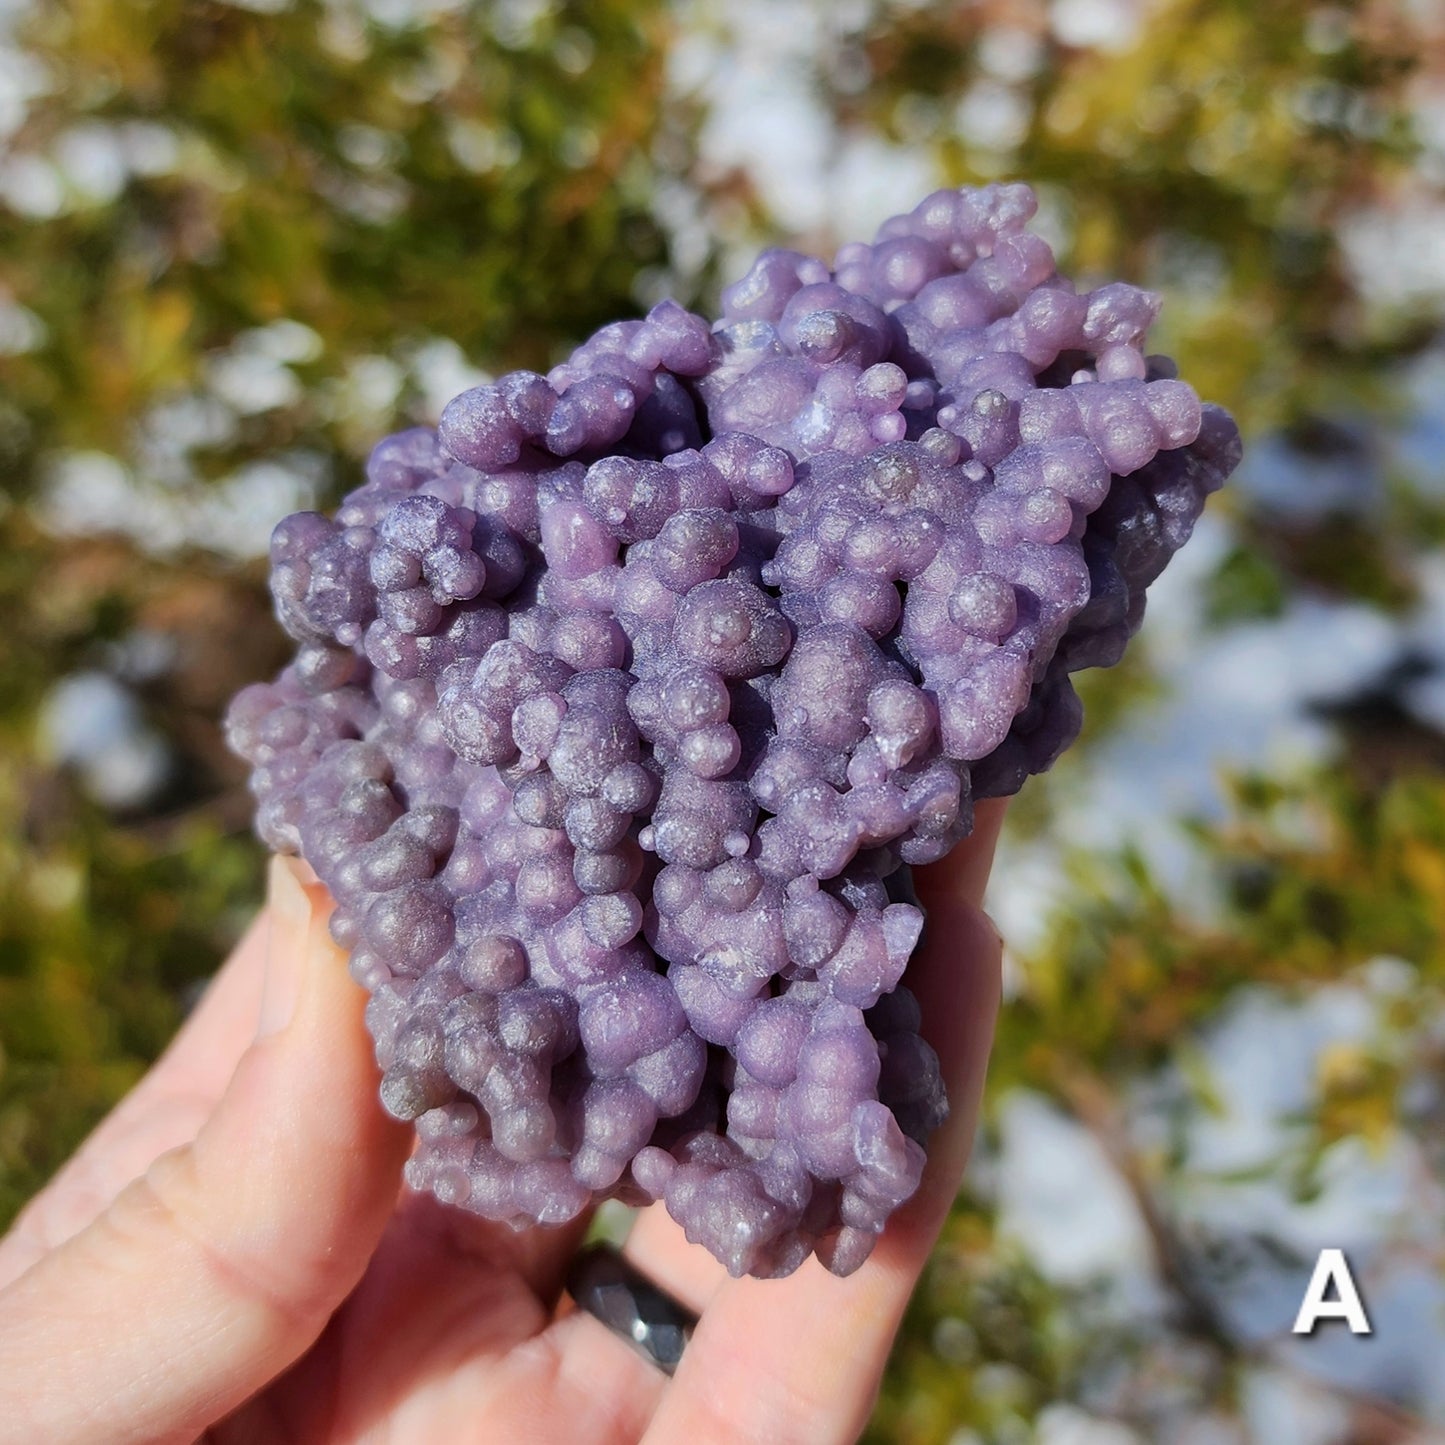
[0,799,1005,1445]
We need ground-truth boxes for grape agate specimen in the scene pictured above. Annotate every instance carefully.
[227,183,1240,1279]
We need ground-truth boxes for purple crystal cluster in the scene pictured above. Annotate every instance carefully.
[226,183,1240,1278]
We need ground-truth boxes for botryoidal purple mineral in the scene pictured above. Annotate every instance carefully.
[226,183,1240,1279]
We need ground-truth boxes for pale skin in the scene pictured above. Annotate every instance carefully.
[0,798,1005,1445]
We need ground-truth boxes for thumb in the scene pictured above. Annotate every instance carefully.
[0,857,412,1445]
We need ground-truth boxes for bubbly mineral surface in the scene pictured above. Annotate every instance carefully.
[227,183,1240,1278]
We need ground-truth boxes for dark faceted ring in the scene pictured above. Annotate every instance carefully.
[566,1243,697,1376]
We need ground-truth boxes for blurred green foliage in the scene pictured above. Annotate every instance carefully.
[2,0,1443,1439]
[873,769,1445,1442]
[0,0,673,482]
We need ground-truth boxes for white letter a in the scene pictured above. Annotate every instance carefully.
[1292,1248,1372,1335]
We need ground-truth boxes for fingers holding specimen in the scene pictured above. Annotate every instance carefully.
[0,909,274,1290]
[632,897,1003,1445]
[0,859,410,1445]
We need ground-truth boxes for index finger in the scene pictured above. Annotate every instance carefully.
[618,803,1008,1444]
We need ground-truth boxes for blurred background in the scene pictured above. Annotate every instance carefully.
[1,0,1443,1439]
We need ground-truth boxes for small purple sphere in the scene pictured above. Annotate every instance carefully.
[226,183,1240,1278]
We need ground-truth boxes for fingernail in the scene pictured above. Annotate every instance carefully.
[258,855,314,1037]
[980,908,1005,955]
[962,800,1008,909]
